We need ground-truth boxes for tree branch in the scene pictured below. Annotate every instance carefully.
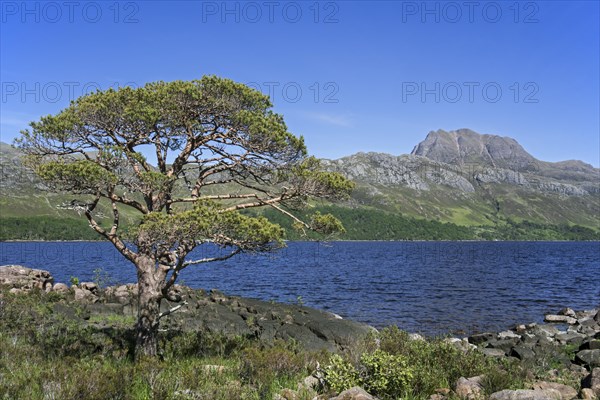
[221,195,289,212]
[167,125,196,178]
[109,194,119,236]
[158,301,188,320]
[269,203,310,229]
[168,193,260,204]
[153,128,168,173]
[105,192,149,214]
[182,248,242,267]
[84,193,137,263]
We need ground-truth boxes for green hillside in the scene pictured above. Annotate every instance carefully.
[2,129,599,242]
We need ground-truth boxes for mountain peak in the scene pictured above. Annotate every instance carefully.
[411,129,535,170]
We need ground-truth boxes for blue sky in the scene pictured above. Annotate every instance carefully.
[1,1,599,166]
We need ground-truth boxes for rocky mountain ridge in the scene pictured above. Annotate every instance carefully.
[1,129,599,229]
[321,129,599,227]
[412,129,598,182]
[324,129,598,196]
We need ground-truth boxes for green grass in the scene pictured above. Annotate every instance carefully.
[0,289,581,400]
[88,313,136,327]
[0,289,324,400]
[447,206,494,226]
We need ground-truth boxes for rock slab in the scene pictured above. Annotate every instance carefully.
[329,387,375,400]
[531,382,577,400]
[455,376,484,399]
[582,368,600,398]
[577,350,600,369]
[489,389,562,400]
[0,265,53,292]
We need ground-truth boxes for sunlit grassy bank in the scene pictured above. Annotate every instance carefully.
[2,288,594,400]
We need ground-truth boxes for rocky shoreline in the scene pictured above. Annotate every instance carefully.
[0,265,374,352]
[2,264,599,399]
[444,308,600,400]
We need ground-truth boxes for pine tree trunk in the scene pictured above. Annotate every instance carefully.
[134,255,164,358]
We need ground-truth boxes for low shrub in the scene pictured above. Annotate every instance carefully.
[163,330,250,359]
[240,340,309,385]
[360,350,413,397]
[323,354,360,393]
[323,326,526,399]
[324,350,412,399]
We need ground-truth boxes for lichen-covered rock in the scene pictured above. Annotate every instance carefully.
[489,389,562,400]
[468,332,495,345]
[52,283,69,293]
[445,338,476,353]
[80,282,98,293]
[498,330,521,340]
[576,350,600,369]
[105,284,137,304]
[480,348,506,358]
[559,308,577,318]
[329,386,375,400]
[455,376,484,399]
[545,315,577,325]
[0,265,53,292]
[581,340,600,351]
[297,375,319,393]
[582,368,600,398]
[581,388,598,400]
[556,332,586,346]
[531,382,577,400]
[510,345,536,361]
[275,388,299,400]
[73,287,98,303]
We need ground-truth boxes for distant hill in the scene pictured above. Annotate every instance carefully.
[0,141,139,239]
[411,129,599,183]
[411,128,536,170]
[1,129,599,240]
[323,129,599,229]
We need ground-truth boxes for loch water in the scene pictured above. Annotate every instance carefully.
[1,241,599,336]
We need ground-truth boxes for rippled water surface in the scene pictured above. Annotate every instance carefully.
[1,241,599,335]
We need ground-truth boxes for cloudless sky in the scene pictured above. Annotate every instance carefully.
[1,1,599,166]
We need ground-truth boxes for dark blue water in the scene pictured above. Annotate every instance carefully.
[1,241,599,336]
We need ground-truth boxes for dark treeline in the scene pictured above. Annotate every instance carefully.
[255,205,600,241]
[257,206,474,241]
[1,207,598,241]
[0,216,102,241]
